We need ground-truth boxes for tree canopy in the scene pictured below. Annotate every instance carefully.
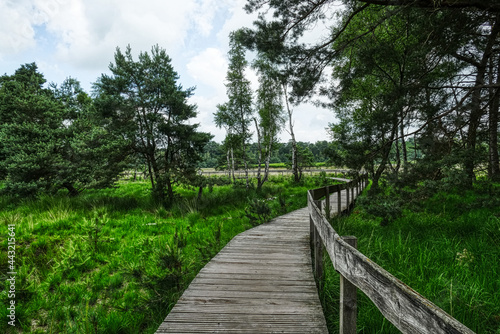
[94,45,212,205]
[242,0,500,190]
[0,63,127,197]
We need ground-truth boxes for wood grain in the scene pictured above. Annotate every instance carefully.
[156,208,328,333]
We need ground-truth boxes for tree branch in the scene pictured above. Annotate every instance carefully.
[358,0,500,12]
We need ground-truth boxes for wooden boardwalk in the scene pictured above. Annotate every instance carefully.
[156,187,359,334]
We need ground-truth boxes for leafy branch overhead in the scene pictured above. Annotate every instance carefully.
[243,0,500,190]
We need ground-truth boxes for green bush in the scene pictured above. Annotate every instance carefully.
[244,198,272,226]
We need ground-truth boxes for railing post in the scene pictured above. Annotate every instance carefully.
[309,190,315,249]
[312,199,322,280]
[337,185,342,215]
[314,226,323,288]
[340,236,358,334]
[325,186,331,218]
[345,184,350,210]
[350,182,354,206]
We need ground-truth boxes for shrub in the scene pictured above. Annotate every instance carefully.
[358,195,403,226]
[244,198,272,226]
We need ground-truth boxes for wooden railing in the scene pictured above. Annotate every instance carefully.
[308,174,476,334]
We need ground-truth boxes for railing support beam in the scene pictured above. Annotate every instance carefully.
[340,236,358,334]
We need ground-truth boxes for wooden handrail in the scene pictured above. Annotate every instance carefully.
[308,175,476,334]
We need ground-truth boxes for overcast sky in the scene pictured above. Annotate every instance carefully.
[0,0,336,143]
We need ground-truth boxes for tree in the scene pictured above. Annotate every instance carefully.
[51,78,129,194]
[244,0,500,189]
[214,103,238,182]
[215,31,254,188]
[253,54,285,190]
[326,6,464,190]
[0,64,125,197]
[358,0,500,12]
[94,45,212,205]
[295,143,315,181]
[0,63,66,196]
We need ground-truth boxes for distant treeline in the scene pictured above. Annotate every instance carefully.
[198,140,331,169]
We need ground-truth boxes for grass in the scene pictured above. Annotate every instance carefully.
[319,183,500,333]
[0,175,327,334]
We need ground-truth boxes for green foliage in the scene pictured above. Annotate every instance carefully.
[80,210,109,255]
[0,64,127,198]
[0,177,314,333]
[357,194,403,226]
[244,198,272,226]
[322,185,500,333]
[94,45,212,205]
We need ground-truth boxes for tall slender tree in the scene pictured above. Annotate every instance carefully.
[215,31,254,188]
[253,55,286,190]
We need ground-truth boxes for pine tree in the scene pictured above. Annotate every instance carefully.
[0,64,126,197]
[94,45,212,205]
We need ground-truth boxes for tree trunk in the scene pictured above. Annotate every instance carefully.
[145,156,155,191]
[64,182,79,197]
[197,186,203,201]
[264,136,273,185]
[394,138,401,174]
[254,118,264,190]
[226,149,231,180]
[283,83,299,182]
[231,148,236,183]
[401,109,408,174]
[166,176,174,205]
[242,141,250,189]
[464,15,500,187]
[490,56,500,181]
[370,114,399,194]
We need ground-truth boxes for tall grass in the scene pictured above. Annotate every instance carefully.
[0,176,318,333]
[319,185,500,333]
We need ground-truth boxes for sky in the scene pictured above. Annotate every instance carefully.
[0,0,336,143]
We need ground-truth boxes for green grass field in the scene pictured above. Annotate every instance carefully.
[319,182,500,333]
[2,175,499,333]
[0,176,326,334]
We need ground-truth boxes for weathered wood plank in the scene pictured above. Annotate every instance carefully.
[340,236,357,334]
[156,207,328,333]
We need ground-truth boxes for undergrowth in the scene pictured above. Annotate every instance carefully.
[320,181,500,333]
[0,175,320,334]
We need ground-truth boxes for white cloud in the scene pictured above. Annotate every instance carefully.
[50,0,199,70]
[190,94,226,142]
[0,0,336,144]
[1,0,234,69]
[217,0,256,46]
[187,48,227,95]
[0,1,36,57]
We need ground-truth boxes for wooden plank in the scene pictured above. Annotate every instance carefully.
[185,284,317,293]
[181,289,320,300]
[164,313,325,322]
[156,207,328,333]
